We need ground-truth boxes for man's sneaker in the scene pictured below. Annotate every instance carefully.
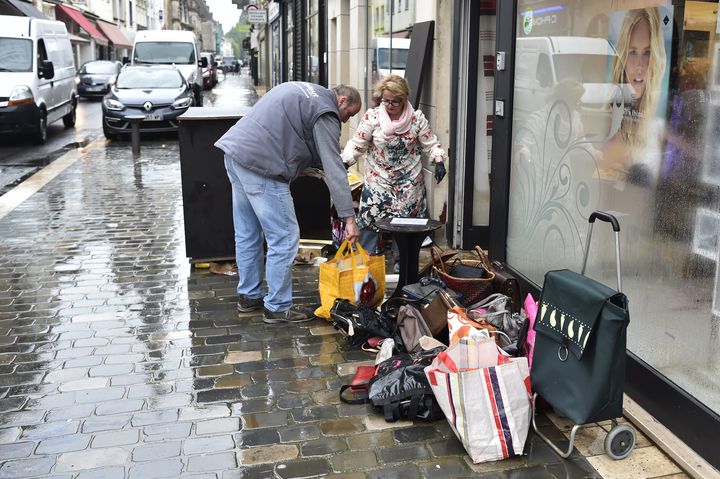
[263,304,314,324]
[237,295,263,313]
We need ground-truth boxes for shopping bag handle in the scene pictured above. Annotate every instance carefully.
[334,240,370,265]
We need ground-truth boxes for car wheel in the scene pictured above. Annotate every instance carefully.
[33,111,48,144]
[62,99,77,128]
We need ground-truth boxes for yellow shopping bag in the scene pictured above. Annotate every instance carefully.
[314,240,386,319]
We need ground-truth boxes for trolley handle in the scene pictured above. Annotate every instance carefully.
[589,211,620,232]
[582,211,622,292]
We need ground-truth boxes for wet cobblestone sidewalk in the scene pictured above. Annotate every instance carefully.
[0,139,682,478]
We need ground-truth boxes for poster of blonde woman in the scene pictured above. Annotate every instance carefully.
[602,5,673,186]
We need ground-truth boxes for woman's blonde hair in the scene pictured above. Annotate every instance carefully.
[612,7,666,116]
[373,74,409,104]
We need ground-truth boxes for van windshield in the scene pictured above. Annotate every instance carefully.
[553,54,614,84]
[0,38,32,72]
[376,47,409,70]
[133,42,195,65]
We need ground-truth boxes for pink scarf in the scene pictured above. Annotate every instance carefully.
[379,100,414,137]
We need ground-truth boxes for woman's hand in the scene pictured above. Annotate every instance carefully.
[434,161,446,184]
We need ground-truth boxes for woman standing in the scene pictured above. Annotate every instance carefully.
[342,75,447,260]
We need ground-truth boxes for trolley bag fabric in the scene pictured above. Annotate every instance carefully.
[315,240,385,319]
[531,269,629,425]
[425,333,532,463]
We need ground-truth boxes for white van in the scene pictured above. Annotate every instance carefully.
[372,37,411,81]
[0,15,77,144]
[514,36,625,137]
[128,30,207,106]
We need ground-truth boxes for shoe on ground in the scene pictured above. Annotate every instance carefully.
[263,304,315,324]
[237,295,263,313]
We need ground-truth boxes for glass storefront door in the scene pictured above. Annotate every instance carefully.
[507,0,719,421]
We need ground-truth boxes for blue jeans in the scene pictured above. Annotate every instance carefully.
[224,157,299,312]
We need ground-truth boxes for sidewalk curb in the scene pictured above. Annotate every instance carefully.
[0,137,106,221]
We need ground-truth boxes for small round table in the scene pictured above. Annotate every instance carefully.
[375,218,442,298]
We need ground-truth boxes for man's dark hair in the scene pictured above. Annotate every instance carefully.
[332,84,361,106]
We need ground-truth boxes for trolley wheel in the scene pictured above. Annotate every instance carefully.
[604,423,636,460]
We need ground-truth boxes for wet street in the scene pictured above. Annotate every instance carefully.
[0,71,688,478]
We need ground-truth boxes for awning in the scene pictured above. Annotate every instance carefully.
[68,33,90,44]
[55,4,108,45]
[97,20,131,48]
[7,0,47,19]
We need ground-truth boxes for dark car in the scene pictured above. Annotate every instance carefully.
[222,56,239,73]
[102,65,194,139]
[76,60,122,98]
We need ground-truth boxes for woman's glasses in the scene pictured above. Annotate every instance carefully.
[381,98,402,106]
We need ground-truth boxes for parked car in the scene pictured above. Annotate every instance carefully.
[0,15,77,144]
[199,52,217,90]
[222,56,239,73]
[76,60,122,99]
[102,65,194,139]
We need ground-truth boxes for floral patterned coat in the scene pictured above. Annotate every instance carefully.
[341,107,447,232]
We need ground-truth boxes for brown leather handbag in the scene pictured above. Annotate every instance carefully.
[430,246,495,306]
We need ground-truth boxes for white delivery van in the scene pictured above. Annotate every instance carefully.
[0,15,77,144]
[514,36,626,138]
[129,30,207,106]
[372,37,411,82]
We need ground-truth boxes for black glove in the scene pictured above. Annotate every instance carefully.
[434,161,446,184]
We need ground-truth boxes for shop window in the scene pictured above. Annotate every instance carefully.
[507,0,719,419]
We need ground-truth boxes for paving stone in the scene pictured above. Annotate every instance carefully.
[35,433,91,454]
[91,429,140,448]
[418,458,473,478]
[237,444,299,465]
[379,444,431,463]
[242,411,288,429]
[319,418,364,436]
[187,451,237,471]
[95,399,145,416]
[132,441,182,461]
[55,447,130,472]
[231,397,273,414]
[45,403,96,421]
[82,414,132,433]
[346,431,395,450]
[75,466,127,479]
[195,417,240,435]
[21,419,80,440]
[0,426,22,444]
[144,422,192,441]
[179,404,230,422]
[300,437,348,457]
[277,424,321,443]
[0,456,56,478]
[366,464,421,479]
[235,428,281,448]
[130,409,179,427]
[394,426,442,443]
[330,449,379,471]
[128,458,184,479]
[274,458,333,478]
[0,441,34,460]
[290,405,337,422]
[183,434,235,455]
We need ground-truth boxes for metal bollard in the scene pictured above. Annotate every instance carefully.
[126,115,145,157]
